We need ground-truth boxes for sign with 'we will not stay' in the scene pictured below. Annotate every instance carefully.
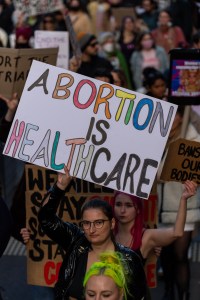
[3,60,177,199]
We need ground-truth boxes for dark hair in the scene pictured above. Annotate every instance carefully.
[94,68,114,84]
[111,69,128,88]
[81,198,114,220]
[142,67,166,88]
[158,8,172,20]
[135,31,155,50]
[119,15,136,44]
[192,31,200,45]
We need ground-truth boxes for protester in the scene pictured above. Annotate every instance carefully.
[151,9,187,55]
[112,180,197,262]
[98,31,133,89]
[157,106,200,300]
[83,251,129,300]
[141,67,168,100]
[118,16,137,67]
[130,31,168,89]
[38,167,148,300]
[77,32,113,78]
[87,0,111,36]
[66,0,93,35]
[139,0,158,31]
[94,67,114,84]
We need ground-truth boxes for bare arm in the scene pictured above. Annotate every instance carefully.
[141,180,197,258]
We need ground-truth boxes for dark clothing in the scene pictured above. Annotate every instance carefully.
[0,196,12,257]
[0,117,11,143]
[77,55,113,78]
[140,11,158,31]
[38,184,148,300]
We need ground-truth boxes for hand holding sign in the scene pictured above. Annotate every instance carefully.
[56,166,73,191]
[0,92,19,121]
[182,180,197,200]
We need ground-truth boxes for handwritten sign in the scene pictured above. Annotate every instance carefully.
[13,0,63,16]
[25,164,157,287]
[160,138,200,184]
[25,164,114,287]
[34,31,69,69]
[3,60,177,198]
[0,48,58,98]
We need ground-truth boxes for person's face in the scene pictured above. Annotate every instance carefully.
[149,78,166,99]
[82,208,115,245]
[142,0,153,12]
[158,11,171,27]
[85,39,99,56]
[114,194,137,225]
[43,17,55,30]
[124,18,135,32]
[85,275,123,300]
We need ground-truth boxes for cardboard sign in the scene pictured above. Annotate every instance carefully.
[25,164,114,287]
[13,0,63,16]
[0,48,58,98]
[65,15,82,59]
[25,164,157,287]
[160,138,200,184]
[111,7,136,29]
[3,60,177,199]
[34,31,69,70]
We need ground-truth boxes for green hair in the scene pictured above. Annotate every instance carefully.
[83,251,131,300]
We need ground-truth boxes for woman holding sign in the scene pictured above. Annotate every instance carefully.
[38,167,148,300]
[157,106,200,300]
[112,180,197,262]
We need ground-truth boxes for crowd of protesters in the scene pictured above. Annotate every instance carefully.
[1,1,200,300]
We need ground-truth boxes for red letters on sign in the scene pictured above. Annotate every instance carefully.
[44,261,62,285]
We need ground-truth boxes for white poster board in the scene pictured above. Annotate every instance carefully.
[3,60,178,199]
[34,31,69,69]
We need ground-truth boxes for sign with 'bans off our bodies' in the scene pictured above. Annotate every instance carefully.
[3,61,177,199]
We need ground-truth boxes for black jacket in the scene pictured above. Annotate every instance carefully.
[38,184,148,300]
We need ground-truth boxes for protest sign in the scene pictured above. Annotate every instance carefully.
[65,15,82,59]
[25,164,114,287]
[160,138,200,184]
[0,48,58,98]
[13,0,63,16]
[34,31,69,69]
[3,60,177,199]
[168,49,200,105]
[25,164,157,287]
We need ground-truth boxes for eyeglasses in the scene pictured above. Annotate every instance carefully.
[80,219,110,230]
[89,42,98,47]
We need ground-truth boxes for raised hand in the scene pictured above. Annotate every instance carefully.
[182,180,197,200]
[0,93,19,121]
[56,165,72,190]
[20,228,30,244]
